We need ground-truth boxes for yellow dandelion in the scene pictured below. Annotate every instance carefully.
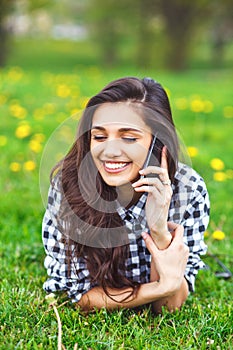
[190,99,205,113]
[212,230,225,240]
[223,106,233,118]
[23,160,36,171]
[32,133,45,142]
[175,98,188,110]
[56,84,71,98]
[10,162,21,172]
[0,135,7,146]
[210,158,224,171]
[213,172,227,182]
[204,231,209,238]
[15,124,31,139]
[187,146,198,158]
[29,140,42,153]
[10,103,27,119]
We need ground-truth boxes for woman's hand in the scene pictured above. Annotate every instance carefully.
[142,222,189,295]
[132,146,173,249]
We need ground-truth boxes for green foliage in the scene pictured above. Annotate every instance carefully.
[0,39,233,349]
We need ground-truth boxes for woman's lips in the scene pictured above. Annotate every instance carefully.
[103,161,131,173]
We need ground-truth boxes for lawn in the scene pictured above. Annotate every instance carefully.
[0,38,232,349]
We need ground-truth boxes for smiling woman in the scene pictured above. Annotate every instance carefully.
[42,77,210,314]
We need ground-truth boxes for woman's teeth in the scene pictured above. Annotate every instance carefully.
[105,162,128,170]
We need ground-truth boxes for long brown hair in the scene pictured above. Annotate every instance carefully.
[51,77,179,301]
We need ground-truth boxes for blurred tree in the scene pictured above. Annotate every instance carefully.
[210,0,233,67]
[0,0,15,66]
[86,0,134,66]
[0,0,53,66]
[87,0,214,70]
[158,0,212,70]
[135,0,158,68]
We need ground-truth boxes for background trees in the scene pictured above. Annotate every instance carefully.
[0,0,232,70]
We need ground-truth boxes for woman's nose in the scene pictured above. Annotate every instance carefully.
[102,140,122,158]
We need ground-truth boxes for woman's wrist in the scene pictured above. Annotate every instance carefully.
[150,229,172,250]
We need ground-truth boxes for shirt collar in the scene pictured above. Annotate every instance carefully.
[116,193,147,221]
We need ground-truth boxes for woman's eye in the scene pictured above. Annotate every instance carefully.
[92,135,107,141]
[122,137,138,143]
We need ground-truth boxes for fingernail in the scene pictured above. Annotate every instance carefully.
[141,232,147,239]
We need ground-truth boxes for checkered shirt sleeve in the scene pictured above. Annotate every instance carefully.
[42,182,91,302]
[168,163,210,291]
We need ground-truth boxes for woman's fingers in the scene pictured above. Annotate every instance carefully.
[132,177,164,192]
[167,222,184,238]
[160,146,169,170]
[138,146,171,185]
[141,232,159,255]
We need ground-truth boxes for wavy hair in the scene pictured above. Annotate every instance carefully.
[51,77,179,302]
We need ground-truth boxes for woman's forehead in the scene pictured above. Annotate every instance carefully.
[91,102,150,131]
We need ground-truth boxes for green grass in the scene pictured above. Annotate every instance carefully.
[0,38,233,349]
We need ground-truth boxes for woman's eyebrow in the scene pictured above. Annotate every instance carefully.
[91,126,105,131]
[91,126,143,134]
[118,127,143,134]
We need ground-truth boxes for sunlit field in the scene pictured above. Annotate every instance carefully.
[0,39,232,349]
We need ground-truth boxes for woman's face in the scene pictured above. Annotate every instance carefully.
[90,102,152,187]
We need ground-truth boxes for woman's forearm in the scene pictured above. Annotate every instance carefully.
[152,277,189,314]
[76,281,174,311]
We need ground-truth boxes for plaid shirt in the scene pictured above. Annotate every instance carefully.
[42,163,210,302]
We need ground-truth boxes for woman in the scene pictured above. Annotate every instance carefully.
[42,77,210,313]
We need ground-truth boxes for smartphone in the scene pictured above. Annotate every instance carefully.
[140,134,162,179]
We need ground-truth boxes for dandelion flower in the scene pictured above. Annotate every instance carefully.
[10,162,21,172]
[23,160,36,171]
[212,230,225,240]
[10,103,27,119]
[187,146,198,158]
[29,140,42,153]
[56,84,71,98]
[190,99,204,113]
[213,172,227,182]
[210,158,224,171]
[15,124,31,139]
[32,133,45,142]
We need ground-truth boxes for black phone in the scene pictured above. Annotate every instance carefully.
[140,134,162,179]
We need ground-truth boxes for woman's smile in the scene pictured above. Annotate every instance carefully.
[103,161,131,173]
